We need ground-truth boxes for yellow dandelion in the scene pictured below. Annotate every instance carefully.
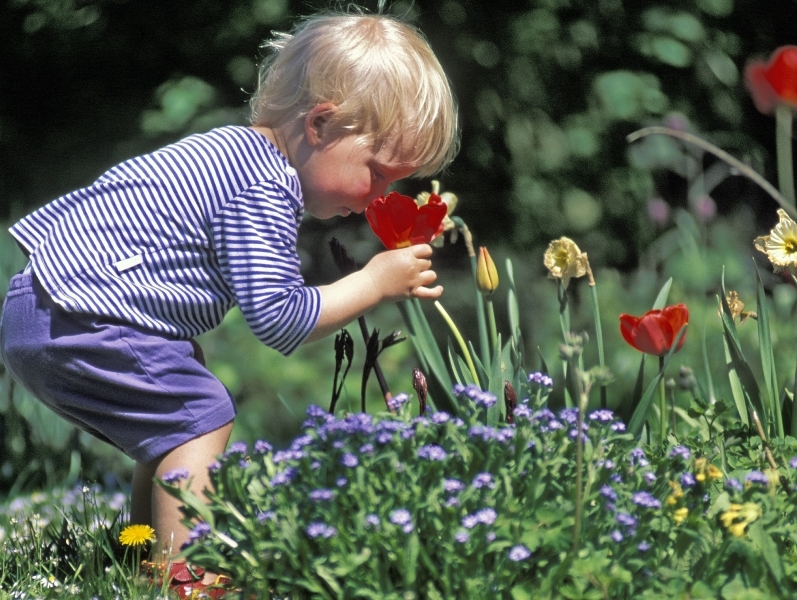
[673,507,689,525]
[754,209,797,271]
[543,237,590,290]
[119,524,156,547]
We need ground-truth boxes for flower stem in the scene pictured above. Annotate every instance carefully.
[659,355,666,445]
[485,296,498,354]
[434,301,480,387]
[776,105,795,206]
[586,261,607,408]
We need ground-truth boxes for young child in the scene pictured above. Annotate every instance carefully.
[0,9,458,595]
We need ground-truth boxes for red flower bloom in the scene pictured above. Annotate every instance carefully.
[745,46,797,114]
[365,191,447,249]
[619,304,689,356]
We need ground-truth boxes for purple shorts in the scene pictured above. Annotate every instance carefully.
[0,270,236,463]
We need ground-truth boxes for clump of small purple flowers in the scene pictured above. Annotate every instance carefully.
[162,468,190,484]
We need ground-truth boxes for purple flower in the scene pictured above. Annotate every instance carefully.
[341,453,359,468]
[162,468,190,484]
[390,509,412,526]
[310,489,334,502]
[306,522,337,539]
[359,443,374,455]
[508,545,532,561]
[417,444,448,461]
[455,530,470,543]
[589,409,614,423]
[336,477,348,487]
[746,471,769,486]
[726,478,743,492]
[225,441,247,456]
[387,393,410,412]
[475,508,497,525]
[528,372,553,387]
[610,422,626,432]
[644,471,657,484]
[632,491,661,509]
[376,432,393,445]
[485,532,496,542]
[630,448,649,468]
[445,497,461,507]
[444,479,465,493]
[257,510,275,522]
[431,412,450,424]
[208,461,221,473]
[559,408,578,424]
[600,485,617,502]
[680,472,696,488]
[610,530,624,542]
[616,512,637,530]
[669,446,691,461]
[462,515,479,529]
[188,521,211,542]
[254,440,273,455]
[647,197,671,226]
[471,473,495,489]
[469,425,497,441]
[306,405,327,419]
[638,541,650,552]
[364,514,380,528]
[271,468,297,486]
[291,435,313,450]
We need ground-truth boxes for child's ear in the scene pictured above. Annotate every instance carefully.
[305,103,339,146]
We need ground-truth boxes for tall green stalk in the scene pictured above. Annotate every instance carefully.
[776,105,795,206]
[659,355,667,445]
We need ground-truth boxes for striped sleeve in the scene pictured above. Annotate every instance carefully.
[212,180,321,355]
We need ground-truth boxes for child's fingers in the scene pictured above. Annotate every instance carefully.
[413,285,444,299]
[409,244,434,258]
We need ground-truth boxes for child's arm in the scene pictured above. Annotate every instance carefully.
[304,244,442,342]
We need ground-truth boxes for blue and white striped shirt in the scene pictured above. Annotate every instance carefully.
[10,126,321,355]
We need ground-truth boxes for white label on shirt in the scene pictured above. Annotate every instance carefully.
[285,166,297,176]
[115,255,143,272]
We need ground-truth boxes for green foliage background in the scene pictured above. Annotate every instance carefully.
[2,0,797,495]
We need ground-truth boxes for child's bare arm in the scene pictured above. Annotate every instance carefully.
[305,244,442,342]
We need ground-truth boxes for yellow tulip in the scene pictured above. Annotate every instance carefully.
[476,246,499,295]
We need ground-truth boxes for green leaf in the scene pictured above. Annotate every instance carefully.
[506,258,522,345]
[747,520,785,585]
[652,277,673,309]
[628,325,687,437]
[755,262,783,438]
[397,300,457,414]
[487,334,505,425]
[720,271,764,430]
[621,356,646,424]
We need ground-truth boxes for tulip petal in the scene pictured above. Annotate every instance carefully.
[409,193,447,246]
[619,314,640,349]
[662,303,689,351]
[365,192,419,249]
[634,311,675,356]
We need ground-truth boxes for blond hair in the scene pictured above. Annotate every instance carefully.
[250,11,459,177]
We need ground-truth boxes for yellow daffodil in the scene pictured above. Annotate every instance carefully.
[543,237,590,290]
[673,507,689,525]
[754,209,797,272]
[119,524,156,547]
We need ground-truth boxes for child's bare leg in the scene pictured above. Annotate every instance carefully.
[133,421,234,584]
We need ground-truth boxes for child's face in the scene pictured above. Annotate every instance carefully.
[298,132,418,220]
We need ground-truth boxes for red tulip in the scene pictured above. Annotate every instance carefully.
[745,46,797,115]
[365,191,447,249]
[619,304,689,356]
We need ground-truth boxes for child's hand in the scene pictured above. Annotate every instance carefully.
[363,244,443,302]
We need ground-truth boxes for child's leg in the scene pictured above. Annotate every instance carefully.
[132,421,233,583]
